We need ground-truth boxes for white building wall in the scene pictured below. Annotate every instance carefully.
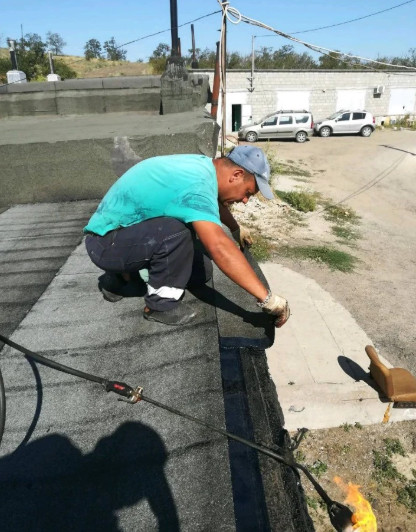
[196,69,416,133]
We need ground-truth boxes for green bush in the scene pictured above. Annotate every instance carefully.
[275,189,316,212]
[397,481,416,512]
[278,245,358,272]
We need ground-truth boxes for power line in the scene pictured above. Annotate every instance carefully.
[219,1,416,71]
[253,0,416,38]
[0,8,222,85]
[291,0,416,35]
[118,9,221,49]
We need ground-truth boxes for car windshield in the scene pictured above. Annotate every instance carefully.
[258,114,274,125]
[327,112,341,119]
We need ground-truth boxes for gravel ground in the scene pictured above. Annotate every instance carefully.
[231,130,416,531]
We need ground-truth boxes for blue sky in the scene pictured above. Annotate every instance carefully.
[1,0,415,63]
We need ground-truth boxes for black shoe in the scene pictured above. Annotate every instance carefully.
[98,273,126,302]
[143,303,197,326]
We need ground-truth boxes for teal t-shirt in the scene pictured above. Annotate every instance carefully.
[84,154,221,236]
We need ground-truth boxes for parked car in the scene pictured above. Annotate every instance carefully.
[238,110,314,143]
[314,110,375,137]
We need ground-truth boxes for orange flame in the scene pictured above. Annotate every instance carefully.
[334,476,377,531]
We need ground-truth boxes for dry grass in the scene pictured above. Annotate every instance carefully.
[296,421,416,531]
[58,55,152,78]
[0,48,153,78]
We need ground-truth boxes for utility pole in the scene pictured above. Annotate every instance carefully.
[48,51,55,75]
[211,42,220,119]
[169,0,180,57]
[6,38,26,84]
[7,38,18,70]
[220,6,227,155]
[247,35,255,92]
[161,0,191,114]
[190,24,198,68]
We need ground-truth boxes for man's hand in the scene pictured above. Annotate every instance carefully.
[259,293,291,328]
[232,225,253,250]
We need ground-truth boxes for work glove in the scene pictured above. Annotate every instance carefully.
[257,292,290,328]
[232,225,253,250]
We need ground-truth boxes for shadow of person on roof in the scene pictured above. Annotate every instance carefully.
[0,421,179,532]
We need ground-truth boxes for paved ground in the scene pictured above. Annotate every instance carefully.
[257,130,416,432]
[225,129,416,433]
[262,263,416,431]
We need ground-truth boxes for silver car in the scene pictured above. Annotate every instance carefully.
[238,110,314,143]
[314,110,375,137]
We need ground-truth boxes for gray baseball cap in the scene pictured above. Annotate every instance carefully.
[226,145,273,199]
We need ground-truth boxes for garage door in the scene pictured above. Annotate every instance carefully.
[336,89,366,111]
[276,91,310,110]
[388,88,416,114]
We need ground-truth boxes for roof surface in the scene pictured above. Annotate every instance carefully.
[0,201,312,531]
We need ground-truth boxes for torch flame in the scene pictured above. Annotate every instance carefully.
[334,476,377,531]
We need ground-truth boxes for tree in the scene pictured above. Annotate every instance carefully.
[15,33,47,79]
[84,39,103,60]
[6,32,76,81]
[255,46,274,69]
[152,43,170,58]
[103,37,127,61]
[318,51,349,69]
[197,48,216,68]
[149,42,170,73]
[53,59,77,79]
[22,33,46,56]
[46,32,66,55]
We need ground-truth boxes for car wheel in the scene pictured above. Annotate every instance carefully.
[295,131,307,143]
[245,131,258,142]
[360,126,373,137]
[319,126,331,138]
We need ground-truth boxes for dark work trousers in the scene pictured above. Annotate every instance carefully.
[85,217,212,311]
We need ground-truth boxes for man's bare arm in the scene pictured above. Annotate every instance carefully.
[218,203,253,249]
[192,220,268,301]
[218,203,239,232]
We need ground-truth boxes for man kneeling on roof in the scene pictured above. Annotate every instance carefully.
[84,145,290,327]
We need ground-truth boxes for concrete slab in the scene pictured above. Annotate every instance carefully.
[261,262,416,431]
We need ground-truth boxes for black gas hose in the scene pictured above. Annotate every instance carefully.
[0,333,354,531]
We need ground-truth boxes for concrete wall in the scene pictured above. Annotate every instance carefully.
[194,69,416,132]
[0,110,219,208]
[0,73,211,118]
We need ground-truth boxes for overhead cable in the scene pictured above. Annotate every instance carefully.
[290,0,416,35]
[217,1,416,71]
[0,9,222,87]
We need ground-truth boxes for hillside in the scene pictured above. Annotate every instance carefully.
[59,55,153,78]
[0,49,153,79]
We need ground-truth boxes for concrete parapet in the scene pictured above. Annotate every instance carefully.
[0,73,209,118]
[101,76,160,89]
[0,110,219,208]
[161,57,194,114]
